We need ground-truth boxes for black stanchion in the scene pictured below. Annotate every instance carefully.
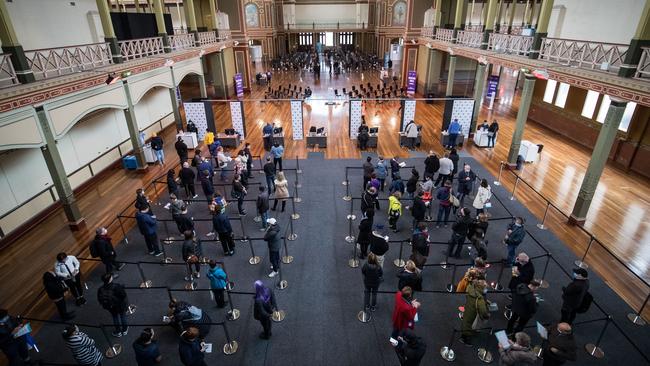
[477,327,494,363]
[491,262,506,291]
[574,236,594,269]
[275,262,288,290]
[342,167,349,186]
[627,293,649,326]
[343,169,351,201]
[446,265,458,292]
[238,219,248,243]
[287,213,298,241]
[159,239,172,264]
[225,289,240,321]
[585,316,611,359]
[440,329,457,361]
[346,199,356,243]
[357,290,372,323]
[393,240,405,267]
[291,192,300,220]
[282,234,294,264]
[538,253,551,289]
[221,322,239,355]
[247,237,261,265]
[136,263,152,288]
[99,325,122,358]
[117,216,129,244]
[295,155,302,174]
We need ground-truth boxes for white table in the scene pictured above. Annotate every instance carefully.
[473,129,493,147]
[176,132,198,149]
[519,140,538,162]
[143,144,157,163]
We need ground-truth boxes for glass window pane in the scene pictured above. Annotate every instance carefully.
[581,90,599,119]
[596,95,611,123]
[325,32,334,46]
[619,102,637,132]
[543,80,557,103]
[554,83,570,108]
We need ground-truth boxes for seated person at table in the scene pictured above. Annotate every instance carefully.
[358,129,370,150]
[358,120,369,135]
[304,86,312,98]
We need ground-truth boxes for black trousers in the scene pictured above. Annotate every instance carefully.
[274,157,283,171]
[272,199,286,212]
[102,256,119,274]
[218,231,235,253]
[364,286,378,308]
[561,307,577,324]
[447,233,464,258]
[434,173,451,187]
[64,275,83,299]
[143,233,161,253]
[183,183,195,198]
[54,298,69,318]
[260,316,272,336]
[212,289,225,308]
[506,312,531,334]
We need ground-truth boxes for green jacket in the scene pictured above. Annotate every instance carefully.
[461,283,490,336]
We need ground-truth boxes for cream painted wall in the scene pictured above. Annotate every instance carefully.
[3,0,101,50]
[294,4,356,24]
[547,0,643,44]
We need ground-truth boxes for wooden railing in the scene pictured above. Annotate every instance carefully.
[456,30,483,48]
[0,53,18,87]
[198,31,218,45]
[635,47,650,79]
[24,43,112,80]
[118,37,164,61]
[488,33,534,56]
[539,37,629,73]
[435,28,454,42]
[169,33,195,51]
[420,27,434,38]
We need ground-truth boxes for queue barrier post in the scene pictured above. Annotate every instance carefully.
[343,171,351,200]
[287,214,298,241]
[494,162,504,186]
[160,239,172,264]
[276,262,288,290]
[221,322,239,355]
[184,263,197,290]
[282,235,294,264]
[440,249,451,270]
[291,193,300,220]
[491,262,505,291]
[136,263,152,288]
[248,237,261,265]
[295,155,302,174]
[627,293,649,326]
[342,168,349,186]
[536,202,550,230]
[477,327,494,363]
[574,237,594,269]
[100,325,122,358]
[349,225,359,268]
[440,329,457,361]
[239,219,248,244]
[225,289,240,321]
[357,290,372,323]
[117,216,129,244]
[272,309,286,322]
[163,219,173,243]
[538,253,551,289]
[510,176,519,201]
[295,166,302,189]
[585,317,611,359]
[446,264,458,292]
[393,240,406,267]
[346,200,356,243]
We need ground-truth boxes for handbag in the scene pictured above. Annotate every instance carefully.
[471,298,489,330]
[484,202,492,208]
[449,194,460,207]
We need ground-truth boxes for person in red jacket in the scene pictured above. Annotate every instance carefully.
[391,286,421,340]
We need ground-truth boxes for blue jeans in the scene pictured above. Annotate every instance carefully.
[220,166,227,181]
[111,310,128,333]
[266,175,275,195]
[488,134,496,147]
[507,244,518,265]
[154,149,164,163]
[260,211,269,229]
[437,205,451,225]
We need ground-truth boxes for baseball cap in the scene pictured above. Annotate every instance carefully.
[267,218,277,225]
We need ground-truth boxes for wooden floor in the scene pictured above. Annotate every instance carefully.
[1,60,649,329]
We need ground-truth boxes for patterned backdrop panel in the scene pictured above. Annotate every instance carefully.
[183,102,208,140]
[402,100,417,131]
[229,101,246,138]
[291,100,304,140]
[451,99,475,137]
[349,100,363,139]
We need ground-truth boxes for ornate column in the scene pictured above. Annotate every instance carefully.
[445,54,457,96]
[470,62,487,133]
[122,80,148,170]
[0,0,35,83]
[619,0,650,77]
[95,0,123,64]
[153,0,171,53]
[452,0,466,42]
[495,0,505,33]
[507,1,516,34]
[185,0,200,45]
[506,73,536,166]
[169,67,183,131]
[36,107,85,229]
[434,0,443,31]
[482,0,499,49]
[529,0,554,59]
[569,99,627,225]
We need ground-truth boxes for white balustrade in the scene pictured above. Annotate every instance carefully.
[464,24,484,32]
[488,33,534,56]
[24,43,112,80]
[0,53,18,87]
[198,31,218,45]
[456,30,483,48]
[435,28,454,42]
[420,27,434,38]
[119,37,164,61]
[635,47,650,79]
[539,38,629,73]
[217,29,232,41]
[169,34,196,51]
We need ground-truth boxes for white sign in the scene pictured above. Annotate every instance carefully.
[401,100,416,131]
[291,100,303,140]
[451,99,475,137]
[183,102,208,140]
[229,101,245,138]
[349,100,363,139]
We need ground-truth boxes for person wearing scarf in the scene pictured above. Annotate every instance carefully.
[253,280,278,340]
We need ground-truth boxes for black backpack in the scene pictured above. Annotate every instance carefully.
[576,291,593,313]
[98,286,118,311]
[89,240,99,258]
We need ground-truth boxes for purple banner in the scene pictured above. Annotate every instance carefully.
[407,70,417,96]
[234,73,244,98]
[486,75,499,97]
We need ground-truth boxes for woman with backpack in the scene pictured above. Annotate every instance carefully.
[388,191,403,233]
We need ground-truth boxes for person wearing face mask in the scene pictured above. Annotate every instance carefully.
[447,207,473,259]
[460,279,490,346]
[506,280,540,335]
[507,253,535,298]
[560,268,590,324]
[133,328,162,366]
[456,164,476,206]
[541,323,577,366]
[503,217,526,266]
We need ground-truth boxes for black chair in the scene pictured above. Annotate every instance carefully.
[343,88,347,94]
[335,89,339,97]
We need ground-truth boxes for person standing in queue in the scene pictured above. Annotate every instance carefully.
[271,143,284,171]
[175,136,188,165]
[263,156,276,195]
[262,122,274,151]
[133,328,162,366]
[179,162,197,199]
[206,260,228,308]
[178,327,207,366]
[212,204,235,256]
[390,286,420,340]
[253,280,278,340]
[541,323,577,366]
[264,218,282,278]
[362,252,383,312]
[54,252,86,306]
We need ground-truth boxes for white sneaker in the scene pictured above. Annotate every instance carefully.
[192,194,198,198]
[268,271,278,278]
[206,232,215,237]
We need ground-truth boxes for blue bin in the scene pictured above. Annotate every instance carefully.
[122,155,137,170]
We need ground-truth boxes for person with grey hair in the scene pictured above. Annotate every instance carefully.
[498,331,536,365]
[90,227,124,276]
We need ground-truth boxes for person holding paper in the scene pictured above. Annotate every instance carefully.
[133,328,162,366]
[178,327,207,366]
[393,330,427,366]
[498,332,536,366]
[0,309,31,365]
[54,252,86,306]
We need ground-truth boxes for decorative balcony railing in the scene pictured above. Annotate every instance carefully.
[198,31,218,45]
[488,33,534,56]
[169,33,196,51]
[173,27,189,34]
[217,29,232,41]
[283,22,371,30]
[509,25,524,35]
[435,28,454,42]
[24,43,112,80]
[498,24,509,34]
[539,37,629,73]
[456,30,483,48]
[0,53,18,87]
[119,37,164,61]
[464,24,484,32]
[420,27,434,38]
[635,47,650,79]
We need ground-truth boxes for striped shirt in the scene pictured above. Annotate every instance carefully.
[65,332,103,366]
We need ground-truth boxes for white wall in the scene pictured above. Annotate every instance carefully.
[0,148,52,217]
[548,0,643,44]
[294,4,356,24]
[170,4,187,30]
[4,0,101,50]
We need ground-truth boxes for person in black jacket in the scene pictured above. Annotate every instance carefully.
[257,186,270,230]
[175,137,188,165]
[542,323,577,366]
[423,151,439,181]
[508,253,535,292]
[362,156,374,190]
[168,300,211,339]
[410,191,426,229]
[178,326,206,366]
[410,223,429,269]
[361,186,379,218]
[97,273,129,337]
[150,132,164,165]
[179,162,197,199]
[175,205,194,236]
[370,226,390,268]
[362,253,383,312]
[449,149,459,181]
[232,174,247,216]
[199,170,213,204]
[264,218,282,278]
[212,204,235,256]
[397,260,422,292]
[253,280,278,340]
[561,268,589,324]
[390,157,401,180]
[167,169,179,197]
[405,169,419,199]
[447,208,472,258]
[456,164,476,206]
[43,271,75,320]
[263,157,276,195]
[90,227,124,276]
[487,120,499,148]
[134,188,151,212]
[393,330,426,366]
[357,212,374,259]
[182,231,203,280]
[0,309,31,365]
[507,280,540,335]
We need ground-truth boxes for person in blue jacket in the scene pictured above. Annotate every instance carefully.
[212,205,235,256]
[270,143,284,171]
[206,261,228,308]
[503,217,526,266]
[135,205,162,256]
[262,122,274,150]
[375,156,388,192]
[447,119,461,149]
